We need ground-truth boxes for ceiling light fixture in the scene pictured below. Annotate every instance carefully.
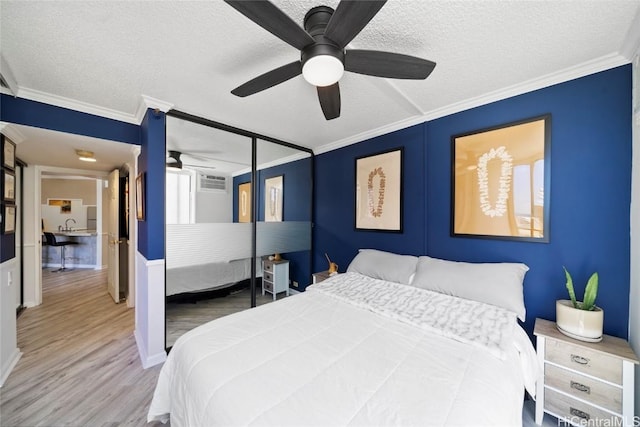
[301,41,345,87]
[76,149,97,162]
[302,54,344,87]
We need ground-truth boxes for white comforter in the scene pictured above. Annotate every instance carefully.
[148,273,539,427]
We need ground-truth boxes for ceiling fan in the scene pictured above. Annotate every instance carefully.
[225,0,436,120]
[166,150,217,171]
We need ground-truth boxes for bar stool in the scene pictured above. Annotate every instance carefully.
[43,232,78,272]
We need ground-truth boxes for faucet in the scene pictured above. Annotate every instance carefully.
[65,218,76,231]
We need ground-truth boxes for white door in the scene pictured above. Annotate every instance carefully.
[107,169,120,303]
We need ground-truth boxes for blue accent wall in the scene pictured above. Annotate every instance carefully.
[232,157,313,287]
[314,124,426,274]
[138,109,166,260]
[1,94,140,145]
[314,65,632,339]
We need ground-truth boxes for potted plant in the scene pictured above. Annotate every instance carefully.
[556,267,603,342]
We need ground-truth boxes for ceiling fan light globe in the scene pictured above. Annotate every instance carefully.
[302,55,344,87]
[79,156,97,162]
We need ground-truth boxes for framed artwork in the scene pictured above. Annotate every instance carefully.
[136,172,145,220]
[48,199,72,214]
[355,148,403,232]
[451,114,551,242]
[2,137,16,171]
[238,182,251,223]
[2,204,16,234]
[264,175,283,222]
[2,169,15,202]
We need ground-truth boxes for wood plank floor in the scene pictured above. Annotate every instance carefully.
[0,268,165,427]
[166,284,286,347]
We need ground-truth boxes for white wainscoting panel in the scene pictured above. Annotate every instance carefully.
[134,251,166,369]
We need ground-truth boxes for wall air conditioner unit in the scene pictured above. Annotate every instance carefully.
[197,173,227,193]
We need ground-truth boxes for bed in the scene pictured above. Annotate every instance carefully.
[166,258,260,296]
[149,250,540,426]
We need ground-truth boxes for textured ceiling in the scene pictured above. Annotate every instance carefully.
[1,0,639,168]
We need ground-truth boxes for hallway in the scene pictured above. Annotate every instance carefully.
[0,268,163,426]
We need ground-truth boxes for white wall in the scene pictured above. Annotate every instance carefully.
[630,53,640,417]
[0,258,21,386]
[22,166,41,307]
[195,189,232,223]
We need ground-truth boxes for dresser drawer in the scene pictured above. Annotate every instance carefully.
[263,261,273,272]
[546,338,622,384]
[264,271,273,283]
[545,364,622,413]
[545,388,620,426]
[263,281,273,292]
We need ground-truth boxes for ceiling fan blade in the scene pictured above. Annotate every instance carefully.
[317,83,341,120]
[231,61,302,97]
[225,0,315,50]
[324,0,387,48]
[344,50,436,79]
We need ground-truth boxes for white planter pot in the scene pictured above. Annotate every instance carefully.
[556,300,603,342]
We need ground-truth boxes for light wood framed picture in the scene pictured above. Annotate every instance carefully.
[264,175,283,222]
[136,172,145,220]
[355,148,403,232]
[451,114,551,242]
[2,137,16,171]
[238,182,251,223]
[2,204,16,234]
[48,198,72,214]
[2,169,15,202]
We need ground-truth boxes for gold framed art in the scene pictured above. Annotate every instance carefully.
[355,148,403,232]
[451,114,551,242]
[136,172,145,220]
[238,182,251,223]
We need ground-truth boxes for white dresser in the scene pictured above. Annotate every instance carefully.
[262,259,289,300]
[534,318,638,426]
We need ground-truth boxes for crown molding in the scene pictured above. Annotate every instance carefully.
[0,54,18,96]
[620,7,640,60]
[134,95,174,123]
[314,53,631,155]
[15,87,140,124]
[0,121,27,144]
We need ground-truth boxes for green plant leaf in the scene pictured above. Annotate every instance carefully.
[582,272,599,311]
[563,266,578,308]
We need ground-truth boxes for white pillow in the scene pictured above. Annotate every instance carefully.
[346,249,418,285]
[411,256,529,321]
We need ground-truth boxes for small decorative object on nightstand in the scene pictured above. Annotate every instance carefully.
[262,258,289,301]
[534,318,638,427]
[312,270,332,284]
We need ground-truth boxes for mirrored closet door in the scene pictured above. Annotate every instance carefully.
[165,113,313,349]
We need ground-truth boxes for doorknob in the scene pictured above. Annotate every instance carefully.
[110,239,123,245]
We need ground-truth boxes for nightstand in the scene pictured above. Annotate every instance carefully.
[534,318,638,426]
[312,270,332,284]
[262,259,289,300]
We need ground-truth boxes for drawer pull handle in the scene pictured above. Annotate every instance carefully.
[570,381,591,394]
[570,354,590,365]
[569,408,590,421]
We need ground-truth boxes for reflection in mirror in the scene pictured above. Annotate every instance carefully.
[254,139,313,304]
[165,116,254,348]
[452,115,550,242]
[165,116,314,349]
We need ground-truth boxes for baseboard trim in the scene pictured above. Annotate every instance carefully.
[0,348,22,387]
[134,329,166,369]
[43,263,100,269]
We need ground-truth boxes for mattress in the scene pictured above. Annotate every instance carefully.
[149,272,539,426]
[165,258,260,296]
